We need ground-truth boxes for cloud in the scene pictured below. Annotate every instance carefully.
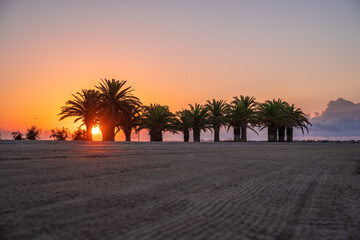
[305,98,360,139]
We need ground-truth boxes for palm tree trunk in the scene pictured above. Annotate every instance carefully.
[154,131,163,142]
[124,128,131,142]
[240,124,247,142]
[268,126,277,142]
[102,123,115,141]
[101,125,108,141]
[150,130,162,142]
[183,129,189,142]
[214,126,220,142]
[85,123,92,141]
[286,127,293,142]
[193,127,200,142]
[149,129,154,142]
[278,126,285,142]
[233,126,241,142]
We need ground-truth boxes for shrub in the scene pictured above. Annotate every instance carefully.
[12,131,23,140]
[50,127,69,140]
[72,128,87,141]
[26,125,41,140]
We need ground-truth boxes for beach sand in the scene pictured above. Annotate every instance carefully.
[1,141,359,239]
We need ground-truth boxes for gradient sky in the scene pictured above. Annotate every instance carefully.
[1,0,359,137]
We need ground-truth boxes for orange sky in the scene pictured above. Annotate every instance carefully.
[1,1,360,138]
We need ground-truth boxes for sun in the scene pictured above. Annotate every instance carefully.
[92,126,100,135]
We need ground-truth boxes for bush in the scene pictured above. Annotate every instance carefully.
[50,127,69,140]
[12,131,23,140]
[26,125,41,140]
[72,128,87,141]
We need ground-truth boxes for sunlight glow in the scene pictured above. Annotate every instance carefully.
[92,126,100,135]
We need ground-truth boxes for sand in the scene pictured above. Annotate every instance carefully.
[0,141,359,240]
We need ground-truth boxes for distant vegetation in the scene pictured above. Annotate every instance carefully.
[26,126,41,140]
[12,131,23,140]
[50,127,69,141]
[57,78,311,142]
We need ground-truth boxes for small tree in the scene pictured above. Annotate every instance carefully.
[26,125,41,140]
[50,127,69,140]
[12,131,23,140]
[72,127,87,141]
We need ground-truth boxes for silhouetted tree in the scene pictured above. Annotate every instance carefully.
[175,109,192,142]
[12,131,23,140]
[188,104,209,142]
[50,127,69,140]
[118,105,142,141]
[59,89,99,141]
[285,104,311,142]
[139,104,176,142]
[230,96,258,142]
[96,79,141,141]
[205,99,229,142]
[72,127,87,141]
[258,99,288,142]
[26,125,41,140]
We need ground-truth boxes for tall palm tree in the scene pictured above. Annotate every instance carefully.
[96,79,141,141]
[59,89,99,141]
[188,103,209,142]
[227,103,242,142]
[118,105,142,141]
[285,104,311,142]
[139,104,176,142]
[231,96,258,142]
[257,99,288,142]
[205,99,229,142]
[175,109,192,142]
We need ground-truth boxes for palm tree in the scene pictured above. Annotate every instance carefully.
[118,105,142,141]
[257,99,288,142]
[231,96,258,142]
[188,103,209,142]
[96,79,141,141]
[227,103,242,142]
[285,104,311,142]
[205,99,229,142]
[59,89,99,141]
[175,109,192,142]
[139,104,176,142]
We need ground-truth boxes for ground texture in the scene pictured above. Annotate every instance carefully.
[0,141,360,240]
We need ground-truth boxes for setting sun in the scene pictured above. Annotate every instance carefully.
[92,126,100,135]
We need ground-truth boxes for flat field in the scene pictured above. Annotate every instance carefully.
[0,141,359,240]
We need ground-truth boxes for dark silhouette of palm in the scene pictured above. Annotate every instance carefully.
[205,99,229,142]
[229,96,258,142]
[118,105,142,141]
[257,99,288,142]
[96,79,141,141]
[58,89,99,141]
[139,104,176,142]
[188,104,209,142]
[285,104,311,142]
[175,109,192,142]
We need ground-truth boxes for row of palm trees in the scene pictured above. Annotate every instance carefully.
[59,79,311,142]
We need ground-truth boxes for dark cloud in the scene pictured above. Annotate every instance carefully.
[306,98,360,139]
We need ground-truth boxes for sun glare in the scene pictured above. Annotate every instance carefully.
[92,126,100,135]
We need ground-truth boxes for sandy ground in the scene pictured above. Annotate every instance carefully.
[0,141,359,240]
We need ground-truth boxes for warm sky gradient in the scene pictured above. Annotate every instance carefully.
[1,0,360,139]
